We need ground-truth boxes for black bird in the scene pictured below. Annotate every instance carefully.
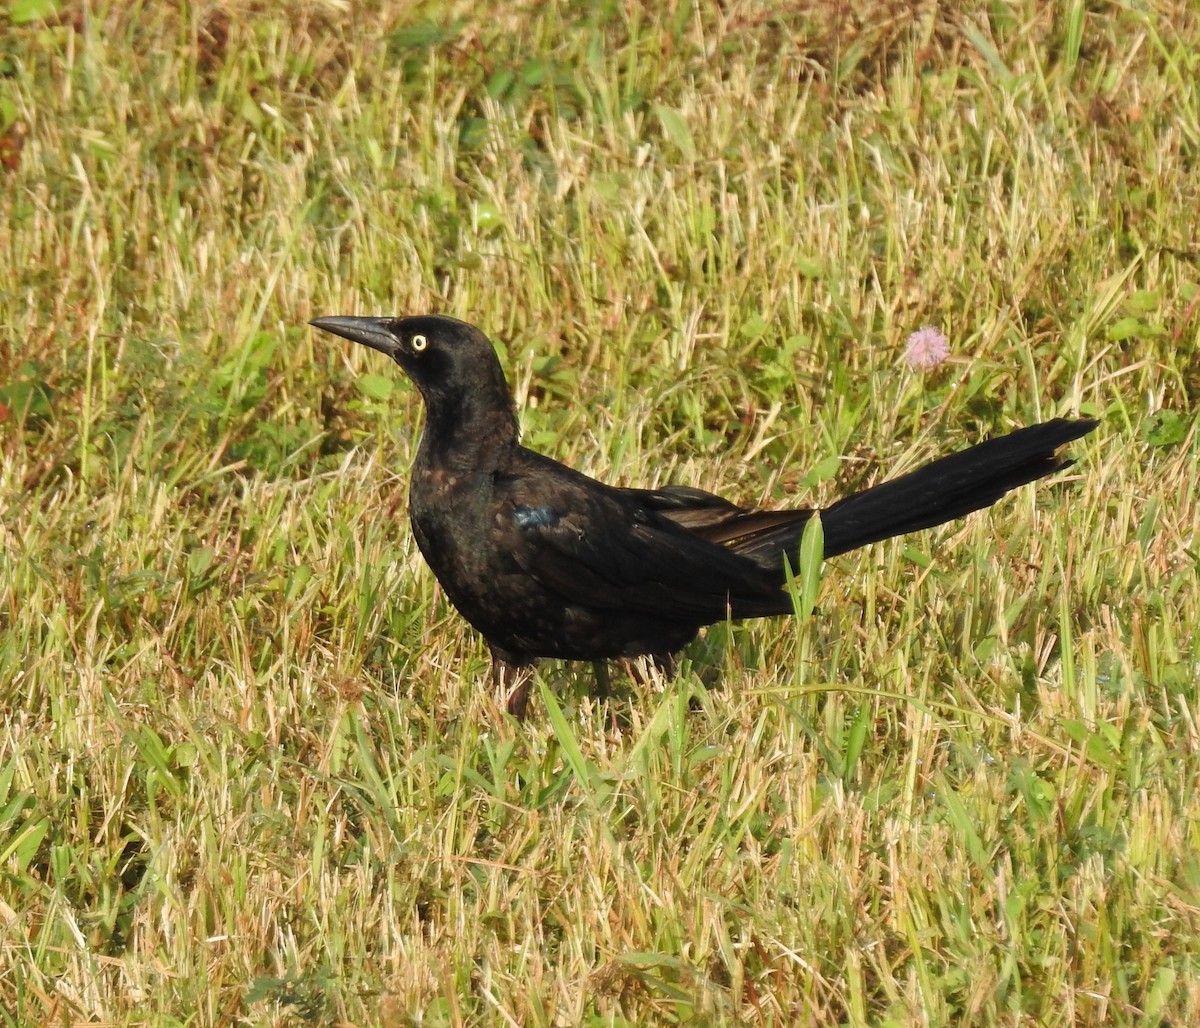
[311,314,1096,718]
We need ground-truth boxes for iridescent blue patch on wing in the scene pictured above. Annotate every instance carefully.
[513,505,559,529]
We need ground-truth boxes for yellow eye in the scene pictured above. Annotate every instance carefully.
[411,333,428,352]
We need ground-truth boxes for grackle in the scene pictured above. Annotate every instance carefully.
[311,314,1096,718]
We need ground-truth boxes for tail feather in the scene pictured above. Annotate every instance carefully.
[817,418,1097,558]
[641,418,1096,611]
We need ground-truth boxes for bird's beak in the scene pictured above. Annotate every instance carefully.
[309,316,402,359]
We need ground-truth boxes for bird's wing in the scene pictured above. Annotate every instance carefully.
[619,484,817,566]
[494,464,787,621]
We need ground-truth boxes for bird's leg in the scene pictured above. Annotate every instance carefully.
[650,652,677,679]
[591,660,613,698]
[489,648,534,719]
[621,652,676,685]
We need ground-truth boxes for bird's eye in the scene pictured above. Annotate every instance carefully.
[411,333,428,352]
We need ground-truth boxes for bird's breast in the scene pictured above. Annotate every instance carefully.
[409,467,505,577]
[413,466,461,499]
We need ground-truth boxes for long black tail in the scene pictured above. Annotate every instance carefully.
[818,417,1097,558]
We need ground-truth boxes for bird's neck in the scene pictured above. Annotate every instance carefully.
[417,392,520,473]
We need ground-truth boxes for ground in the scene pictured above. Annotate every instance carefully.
[1,1,1198,1023]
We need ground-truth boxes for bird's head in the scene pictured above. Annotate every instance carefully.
[310,314,513,420]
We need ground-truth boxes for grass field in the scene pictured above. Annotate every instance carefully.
[2,0,1199,1023]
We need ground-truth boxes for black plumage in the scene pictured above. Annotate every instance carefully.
[311,314,1096,717]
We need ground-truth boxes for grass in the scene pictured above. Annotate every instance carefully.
[1,0,1198,1023]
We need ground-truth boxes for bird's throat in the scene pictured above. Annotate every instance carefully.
[418,396,519,474]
